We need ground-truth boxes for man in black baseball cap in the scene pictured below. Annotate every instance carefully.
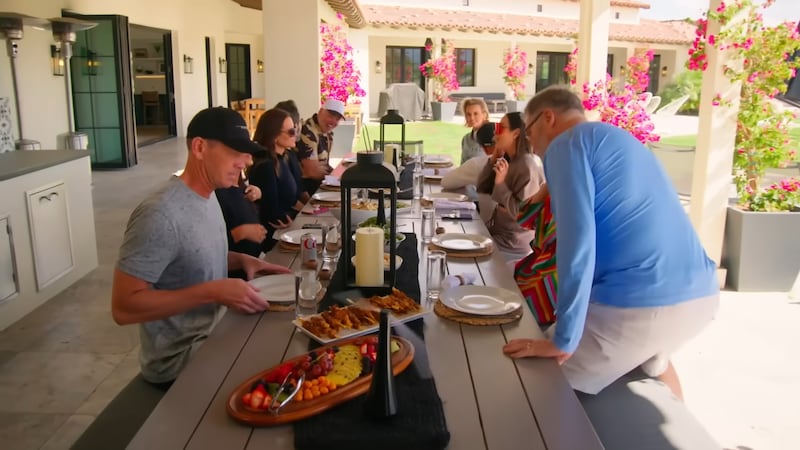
[111,107,290,401]
[187,106,265,155]
[441,122,496,202]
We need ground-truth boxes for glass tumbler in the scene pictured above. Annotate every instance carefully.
[426,250,447,303]
[295,269,321,318]
[421,207,436,243]
[322,222,340,263]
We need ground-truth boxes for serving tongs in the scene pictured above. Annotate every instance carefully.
[268,371,304,415]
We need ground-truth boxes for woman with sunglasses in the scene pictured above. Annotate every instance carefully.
[249,108,306,249]
[477,112,545,261]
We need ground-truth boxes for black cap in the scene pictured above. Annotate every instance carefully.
[476,122,495,147]
[187,107,265,155]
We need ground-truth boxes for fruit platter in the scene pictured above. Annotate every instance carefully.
[292,288,428,344]
[226,335,414,426]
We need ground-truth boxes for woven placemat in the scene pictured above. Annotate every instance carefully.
[319,184,340,191]
[266,303,295,312]
[433,300,523,325]
[310,200,341,207]
[427,243,494,258]
[278,241,300,253]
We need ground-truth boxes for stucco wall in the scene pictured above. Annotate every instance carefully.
[0,0,261,149]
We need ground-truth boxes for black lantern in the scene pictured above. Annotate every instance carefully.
[379,109,405,167]
[340,151,399,290]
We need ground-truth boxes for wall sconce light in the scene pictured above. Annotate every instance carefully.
[527,63,534,75]
[661,65,668,76]
[86,50,99,76]
[183,54,193,74]
[375,60,382,74]
[219,57,227,73]
[50,45,64,76]
[256,59,264,73]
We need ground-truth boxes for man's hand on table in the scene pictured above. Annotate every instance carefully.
[210,278,268,314]
[503,339,572,364]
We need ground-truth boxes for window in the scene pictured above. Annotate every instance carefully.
[537,4,543,13]
[535,52,570,91]
[225,43,251,103]
[385,46,425,90]
[456,48,476,87]
[615,12,620,19]
[647,54,661,93]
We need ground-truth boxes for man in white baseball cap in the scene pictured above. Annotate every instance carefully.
[296,99,346,194]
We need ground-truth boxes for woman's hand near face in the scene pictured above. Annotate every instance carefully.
[493,158,509,185]
[244,185,261,202]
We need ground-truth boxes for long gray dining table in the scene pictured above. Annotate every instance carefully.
[128,170,603,450]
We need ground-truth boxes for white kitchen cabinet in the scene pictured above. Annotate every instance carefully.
[26,182,74,290]
[0,216,17,302]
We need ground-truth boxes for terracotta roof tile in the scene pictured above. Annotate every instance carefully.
[361,5,694,45]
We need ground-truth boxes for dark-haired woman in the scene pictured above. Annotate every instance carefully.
[249,108,306,249]
[477,112,545,261]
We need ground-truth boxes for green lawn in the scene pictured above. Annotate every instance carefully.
[361,121,468,164]
[659,123,800,161]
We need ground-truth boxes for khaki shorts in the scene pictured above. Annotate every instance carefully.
[547,294,719,395]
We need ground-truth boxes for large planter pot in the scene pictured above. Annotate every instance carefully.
[722,206,800,291]
[648,142,696,195]
[505,100,527,113]
[431,101,457,122]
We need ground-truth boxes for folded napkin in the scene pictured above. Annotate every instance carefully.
[442,272,477,290]
[433,199,476,210]
[323,175,340,186]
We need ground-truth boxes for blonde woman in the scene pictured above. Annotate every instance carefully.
[460,98,490,164]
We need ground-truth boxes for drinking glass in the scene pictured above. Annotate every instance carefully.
[295,269,321,318]
[322,222,340,263]
[413,169,424,201]
[421,207,435,243]
[426,250,447,303]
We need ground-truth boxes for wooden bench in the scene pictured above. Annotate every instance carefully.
[578,369,719,449]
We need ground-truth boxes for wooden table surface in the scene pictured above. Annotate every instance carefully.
[128,175,602,450]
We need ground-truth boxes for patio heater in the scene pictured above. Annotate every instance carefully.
[0,12,48,150]
[48,17,97,150]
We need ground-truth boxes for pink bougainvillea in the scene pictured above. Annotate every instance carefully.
[319,14,366,104]
[564,48,660,145]
[501,46,528,100]
[419,39,460,102]
[687,0,800,211]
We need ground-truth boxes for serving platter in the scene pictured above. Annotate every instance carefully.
[440,286,523,316]
[422,192,469,203]
[248,274,295,303]
[227,335,414,426]
[311,191,344,203]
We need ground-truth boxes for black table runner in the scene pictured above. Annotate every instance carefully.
[294,233,451,450]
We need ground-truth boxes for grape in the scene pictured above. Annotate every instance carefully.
[300,361,311,371]
[311,365,323,377]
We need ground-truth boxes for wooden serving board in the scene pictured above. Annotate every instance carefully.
[226,336,415,426]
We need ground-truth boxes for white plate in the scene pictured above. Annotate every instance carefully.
[424,155,450,163]
[431,233,492,251]
[312,192,343,202]
[343,156,358,164]
[423,192,469,202]
[350,255,403,270]
[440,286,523,316]
[280,228,323,245]
[293,308,429,344]
[424,174,444,181]
[248,274,295,303]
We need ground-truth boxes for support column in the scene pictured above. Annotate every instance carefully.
[689,0,743,264]
[263,0,320,117]
[576,0,611,91]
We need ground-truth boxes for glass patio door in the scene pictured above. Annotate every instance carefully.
[65,12,137,168]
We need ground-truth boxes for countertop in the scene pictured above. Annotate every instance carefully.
[0,150,90,182]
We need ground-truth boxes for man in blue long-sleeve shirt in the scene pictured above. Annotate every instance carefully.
[503,87,719,398]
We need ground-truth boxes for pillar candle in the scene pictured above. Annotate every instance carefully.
[355,226,384,286]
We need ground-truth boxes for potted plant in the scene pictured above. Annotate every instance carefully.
[419,39,460,121]
[689,0,800,291]
[320,13,366,153]
[501,46,528,112]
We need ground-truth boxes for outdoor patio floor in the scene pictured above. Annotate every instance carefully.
[0,131,797,449]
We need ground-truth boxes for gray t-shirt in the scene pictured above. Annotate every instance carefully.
[117,177,228,383]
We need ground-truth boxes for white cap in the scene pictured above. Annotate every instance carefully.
[322,99,346,117]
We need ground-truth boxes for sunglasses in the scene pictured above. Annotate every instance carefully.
[525,111,543,133]
[495,122,506,135]
[283,128,297,137]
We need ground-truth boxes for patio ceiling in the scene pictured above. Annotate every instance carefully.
[361,5,694,45]
[231,0,367,28]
